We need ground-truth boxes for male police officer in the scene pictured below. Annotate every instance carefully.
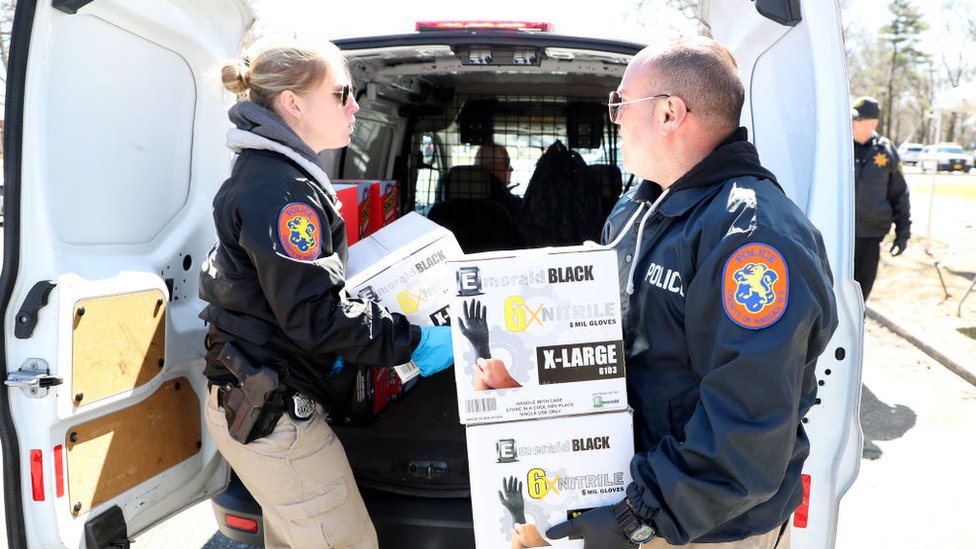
[544,36,837,549]
[851,96,911,300]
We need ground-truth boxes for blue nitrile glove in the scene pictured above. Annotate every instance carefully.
[411,326,454,377]
[329,356,346,375]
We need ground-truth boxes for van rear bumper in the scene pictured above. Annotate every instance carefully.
[364,489,475,549]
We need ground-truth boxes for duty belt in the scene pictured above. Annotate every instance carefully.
[215,385,316,422]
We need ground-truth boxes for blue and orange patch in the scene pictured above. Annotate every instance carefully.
[722,242,788,330]
[278,202,321,260]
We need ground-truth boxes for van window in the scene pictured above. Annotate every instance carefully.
[414,131,444,213]
[406,94,633,212]
[343,98,401,179]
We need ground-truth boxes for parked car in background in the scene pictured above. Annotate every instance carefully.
[918,143,975,173]
[897,142,924,165]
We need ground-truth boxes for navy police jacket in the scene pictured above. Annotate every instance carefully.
[854,133,910,241]
[601,128,838,543]
[199,102,417,408]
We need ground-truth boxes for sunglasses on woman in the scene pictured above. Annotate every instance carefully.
[333,84,351,107]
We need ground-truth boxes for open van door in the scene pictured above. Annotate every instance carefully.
[705,2,864,548]
[1,0,252,546]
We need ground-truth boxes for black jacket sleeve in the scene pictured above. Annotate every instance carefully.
[886,148,911,243]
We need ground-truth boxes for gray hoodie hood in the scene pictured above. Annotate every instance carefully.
[226,101,337,200]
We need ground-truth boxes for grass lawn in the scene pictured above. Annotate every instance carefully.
[909,181,976,202]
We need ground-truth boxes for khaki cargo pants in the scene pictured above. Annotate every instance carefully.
[205,386,378,549]
[644,522,790,548]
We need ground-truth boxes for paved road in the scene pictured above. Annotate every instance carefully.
[836,319,976,549]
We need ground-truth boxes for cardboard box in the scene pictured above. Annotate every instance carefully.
[347,213,464,386]
[334,179,399,236]
[448,246,627,424]
[334,183,370,245]
[467,411,634,548]
[341,364,405,426]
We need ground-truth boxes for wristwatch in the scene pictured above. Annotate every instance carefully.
[612,497,656,544]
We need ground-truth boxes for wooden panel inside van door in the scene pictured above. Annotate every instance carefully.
[64,377,201,515]
[71,290,166,405]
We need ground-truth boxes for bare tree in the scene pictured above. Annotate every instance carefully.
[932,0,976,143]
[0,1,14,90]
[1,0,15,155]
[632,0,708,36]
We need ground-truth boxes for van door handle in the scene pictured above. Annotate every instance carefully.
[5,359,62,399]
[406,460,448,479]
[15,280,56,339]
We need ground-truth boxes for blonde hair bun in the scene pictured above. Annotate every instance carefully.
[220,59,250,94]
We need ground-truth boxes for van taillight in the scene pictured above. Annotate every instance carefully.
[54,445,64,498]
[30,449,44,501]
[225,514,259,533]
[793,474,811,528]
[415,21,552,32]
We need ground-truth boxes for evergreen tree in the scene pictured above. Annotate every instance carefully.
[878,0,929,136]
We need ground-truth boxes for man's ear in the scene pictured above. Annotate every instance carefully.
[660,97,689,135]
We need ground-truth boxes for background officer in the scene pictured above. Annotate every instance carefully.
[851,96,911,300]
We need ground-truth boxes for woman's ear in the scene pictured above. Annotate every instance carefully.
[276,90,302,120]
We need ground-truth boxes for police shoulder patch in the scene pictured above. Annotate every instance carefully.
[278,202,321,260]
[721,242,789,330]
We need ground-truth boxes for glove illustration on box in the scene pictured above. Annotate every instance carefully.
[500,476,551,548]
[460,299,522,390]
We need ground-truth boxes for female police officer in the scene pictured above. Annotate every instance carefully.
[199,41,453,548]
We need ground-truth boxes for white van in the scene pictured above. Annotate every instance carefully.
[0,1,863,547]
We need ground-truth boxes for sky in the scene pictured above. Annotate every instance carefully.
[249,0,696,45]
[249,0,968,88]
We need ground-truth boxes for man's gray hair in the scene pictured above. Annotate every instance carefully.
[647,36,745,133]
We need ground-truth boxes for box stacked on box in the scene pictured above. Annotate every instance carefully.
[448,246,629,425]
[446,245,634,548]
[333,179,399,236]
[334,182,370,244]
[466,411,634,548]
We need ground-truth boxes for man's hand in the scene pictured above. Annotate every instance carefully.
[459,299,492,359]
[498,476,527,524]
[476,358,522,390]
[890,238,908,256]
[546,505,637,549]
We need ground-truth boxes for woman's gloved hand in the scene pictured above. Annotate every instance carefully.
[411,326,455,376]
